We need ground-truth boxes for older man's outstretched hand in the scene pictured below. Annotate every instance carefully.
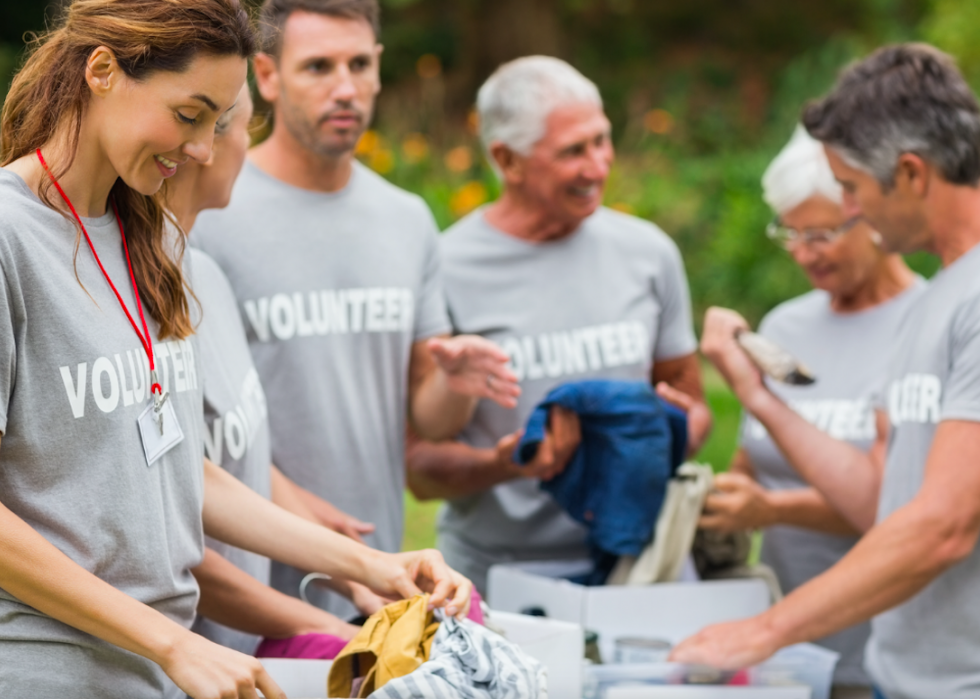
[428,335,521,409]
[669,615,781,671]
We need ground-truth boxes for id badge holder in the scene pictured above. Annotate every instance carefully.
[137,397,184,466]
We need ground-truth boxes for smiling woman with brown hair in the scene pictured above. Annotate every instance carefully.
[0,1,472,697]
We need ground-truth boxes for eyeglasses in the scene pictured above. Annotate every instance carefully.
[766,216,861,250]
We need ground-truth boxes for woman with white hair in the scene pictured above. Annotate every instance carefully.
[697,126,923,699]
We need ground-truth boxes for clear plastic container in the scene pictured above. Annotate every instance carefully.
[583,643,839,699]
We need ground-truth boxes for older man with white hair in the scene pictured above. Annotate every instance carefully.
[407,56,712,592]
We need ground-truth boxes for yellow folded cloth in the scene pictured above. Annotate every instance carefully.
[328,594,440,697]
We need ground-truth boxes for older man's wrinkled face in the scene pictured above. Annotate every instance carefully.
[519,102,613,227]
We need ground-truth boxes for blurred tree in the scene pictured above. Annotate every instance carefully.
[921,0,980,88]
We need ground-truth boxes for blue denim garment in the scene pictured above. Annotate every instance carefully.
[515,380,688,561]
[874,688,888,699]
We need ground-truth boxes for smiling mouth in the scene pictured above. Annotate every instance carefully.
[569,184,600,198]
[155,154,179,169]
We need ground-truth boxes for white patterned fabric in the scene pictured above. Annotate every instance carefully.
[368,617,547,698]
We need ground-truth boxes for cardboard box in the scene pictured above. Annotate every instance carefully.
[490,610,584,698]
[260,658,332,698]
[487,560,771,661]
[260,611,583,698]
[604,687,809,699]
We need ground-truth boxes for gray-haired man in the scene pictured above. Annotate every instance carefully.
[408,56,712,593]
[674,44,980,699]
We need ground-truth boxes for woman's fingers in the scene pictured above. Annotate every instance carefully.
[446,573,473,619]
[253,667,285,699]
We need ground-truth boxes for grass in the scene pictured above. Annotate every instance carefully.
[401,365,742,551]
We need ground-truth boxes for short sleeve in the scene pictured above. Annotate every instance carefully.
[940,297,980,423]
[652,235,698,360]
[0,263,16,434]
[413,205,452,341]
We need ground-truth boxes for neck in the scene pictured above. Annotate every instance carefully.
[927,184,980,267]
[249,119,353,193]
[172,203,197,236]
[485,188,583,243]
[829,255,916,313]
[31,120,120,218]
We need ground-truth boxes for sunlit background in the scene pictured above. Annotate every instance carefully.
[3,0,975,548]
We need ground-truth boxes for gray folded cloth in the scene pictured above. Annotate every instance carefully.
[368,616,547,698]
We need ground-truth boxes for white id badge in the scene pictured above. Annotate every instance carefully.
[137,400,184,466]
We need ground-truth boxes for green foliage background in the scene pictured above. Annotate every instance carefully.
[2,0,977,548]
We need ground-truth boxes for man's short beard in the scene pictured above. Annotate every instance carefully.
[279,94,364,160]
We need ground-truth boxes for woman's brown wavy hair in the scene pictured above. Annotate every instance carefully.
[0,0,256,339]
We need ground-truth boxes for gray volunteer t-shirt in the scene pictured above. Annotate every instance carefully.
[192,160,450,618]
[740,281,925,687]
[437,207,698,591]
[189,249,272,655]
[867,243,980,699]
[0,170,204,699]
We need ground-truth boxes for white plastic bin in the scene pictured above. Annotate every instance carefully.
[583,643,838,699]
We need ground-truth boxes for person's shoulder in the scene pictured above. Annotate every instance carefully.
[589,206,682,255]
[353,162,434,220]
[439,209,495,258]
[758,290,829,333]
[187,247,226,284]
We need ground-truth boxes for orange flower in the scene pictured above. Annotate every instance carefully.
[356,130,382,156]
[401,133,429,164]
[417,54,442,80]
[444,146,473,173]
[644,109,674,135]
[450,181,488,218]
[368,148,395,174]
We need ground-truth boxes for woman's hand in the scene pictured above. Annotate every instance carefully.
[361,549,473,620]
[700,472,776,533]
[700,308,767,409]
[161,630,285,699]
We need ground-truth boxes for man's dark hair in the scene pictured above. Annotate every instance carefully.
[803,43,980,187]
[259,0,380,56]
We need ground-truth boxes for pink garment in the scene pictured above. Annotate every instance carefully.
[255,590,483,660]
[256,632,348,660]
[466,589,485,626]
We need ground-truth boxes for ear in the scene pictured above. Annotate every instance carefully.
[85,46,119,97]
[894,152,931,198]
[252,52,280,105]
[371,44,384,97]
[490,142,525,186]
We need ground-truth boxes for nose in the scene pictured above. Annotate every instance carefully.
[584,142,612,181]
[182,129,215,164]
[331,64,357,102]
[788,239,820,267]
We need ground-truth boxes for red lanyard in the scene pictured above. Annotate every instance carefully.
[36,149,163,398]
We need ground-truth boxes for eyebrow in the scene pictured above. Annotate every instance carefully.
[190,93,220,112]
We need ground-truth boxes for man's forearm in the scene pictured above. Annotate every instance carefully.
[193,548,354,639]
[410,370,478,441]
[761,497,973,648]
[406,438,513,500]
[746,390,879,530]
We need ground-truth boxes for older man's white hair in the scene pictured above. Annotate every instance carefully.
[477,56,603,160]
[762,125,843,215]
